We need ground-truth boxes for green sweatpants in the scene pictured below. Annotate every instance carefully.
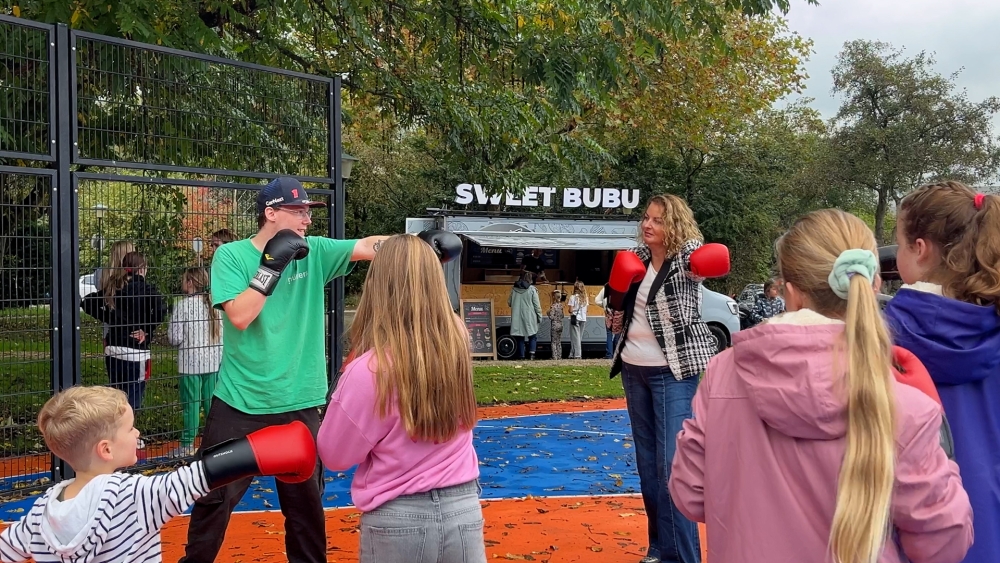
[180,372,217,447]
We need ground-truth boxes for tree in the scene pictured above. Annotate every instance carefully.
[10,0,817,194]
[829,40,1000,242]
[605,14,811,207]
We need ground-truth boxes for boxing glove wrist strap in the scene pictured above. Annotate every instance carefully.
[200,438,259,490]
[249,266,281,296]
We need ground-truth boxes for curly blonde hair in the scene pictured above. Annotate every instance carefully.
[643,194,703,256]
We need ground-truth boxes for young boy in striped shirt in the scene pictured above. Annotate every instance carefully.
[0,385,317,563]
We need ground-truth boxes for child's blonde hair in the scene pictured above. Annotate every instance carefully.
[99,241,136,294]
[898,180,1000,312]
[776,209,895,563]
[181,266,221,343]
[351,235,477,443]
[37,386,130,468]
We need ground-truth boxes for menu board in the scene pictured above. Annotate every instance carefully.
[466,242,559,268]
[460,299,496,359]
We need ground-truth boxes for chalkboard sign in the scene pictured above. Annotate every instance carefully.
[460,299,496,359]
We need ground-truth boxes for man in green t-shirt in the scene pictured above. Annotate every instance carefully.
[180,177,393,563]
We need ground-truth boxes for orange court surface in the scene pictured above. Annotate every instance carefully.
[2,399,710,562]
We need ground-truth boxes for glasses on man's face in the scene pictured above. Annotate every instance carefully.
[276,207,312,219]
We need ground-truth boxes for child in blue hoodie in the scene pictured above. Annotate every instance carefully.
[884,180,1000,563]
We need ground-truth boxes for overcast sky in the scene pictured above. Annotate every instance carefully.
[780,0,1000,125]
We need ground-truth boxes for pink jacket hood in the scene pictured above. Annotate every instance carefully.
[668,309,973,563]
[732,317,848,441]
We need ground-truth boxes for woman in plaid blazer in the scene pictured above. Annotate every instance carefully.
[606,194,719,563]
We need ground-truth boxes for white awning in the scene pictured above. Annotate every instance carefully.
[457,231,637,251]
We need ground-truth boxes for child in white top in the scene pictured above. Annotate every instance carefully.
[168,267,223,458]
[0,386,317,563]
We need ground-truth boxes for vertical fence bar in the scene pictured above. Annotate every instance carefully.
[328,77,345,383]
[52,23,78,482]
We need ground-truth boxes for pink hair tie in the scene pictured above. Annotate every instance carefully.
[974,193,986,210]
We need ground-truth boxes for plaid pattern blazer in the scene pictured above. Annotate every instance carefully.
[607,240,718,380]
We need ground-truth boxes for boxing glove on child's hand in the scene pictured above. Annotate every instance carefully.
[250,230,310,296]
[201,421,318,489]
[689,243,730,279]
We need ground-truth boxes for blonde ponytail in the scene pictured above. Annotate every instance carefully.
[776,209,897,563]
[830,273,895,563]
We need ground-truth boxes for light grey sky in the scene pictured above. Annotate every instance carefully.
[781,0,1000,125]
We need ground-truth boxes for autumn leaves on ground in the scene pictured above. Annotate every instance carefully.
[156,399,710,563]
[3,368,711,562]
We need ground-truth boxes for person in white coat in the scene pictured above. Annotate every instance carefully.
[167,267,222,458]
[567,281,589,359]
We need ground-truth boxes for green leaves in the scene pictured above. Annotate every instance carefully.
[830,40,1000,242]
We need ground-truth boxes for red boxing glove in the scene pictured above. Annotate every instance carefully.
[247,421,318,483]
[201,421,318,489]
[891,345,942,406]
[608,251,646,310]
[689,243,730,279]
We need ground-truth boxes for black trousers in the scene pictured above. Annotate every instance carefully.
[180,398,327,563]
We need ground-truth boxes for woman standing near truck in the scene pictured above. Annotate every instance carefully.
[604,194,730,563]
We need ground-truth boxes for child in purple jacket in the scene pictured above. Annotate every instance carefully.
[884,181,1000,563]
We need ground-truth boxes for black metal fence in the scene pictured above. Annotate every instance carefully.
[0,14,345,499]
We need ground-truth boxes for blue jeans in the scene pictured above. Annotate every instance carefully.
[107,356,146,412]
[514,334,537,359]
[605,330,621,359]
[359,480,486,563]
[621,363,701,563]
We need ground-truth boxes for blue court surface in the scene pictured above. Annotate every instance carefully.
[1,409,640,521]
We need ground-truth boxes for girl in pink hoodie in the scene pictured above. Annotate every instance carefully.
[669,209,973,563]
[317,235,486,563]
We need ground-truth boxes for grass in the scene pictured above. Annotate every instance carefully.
[473,364,622,404]
[1,304,621,456]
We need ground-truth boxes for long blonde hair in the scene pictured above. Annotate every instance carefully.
[350,235,477,442]
[99,241,135,293]
[182,267,221,343]
[644,194,703,257]
[104,251,146,309]
[776,209,895,563]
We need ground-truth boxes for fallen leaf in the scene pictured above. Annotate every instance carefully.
[590,546,603,552]
[619,512,636,517]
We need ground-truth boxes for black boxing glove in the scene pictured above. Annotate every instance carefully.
[250,229,309,296]
[417,229,463,264]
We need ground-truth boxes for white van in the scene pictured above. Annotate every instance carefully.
[406,212,741,359]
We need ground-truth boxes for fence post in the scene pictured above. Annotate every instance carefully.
[51,23,78,482]
[328,77,345,385]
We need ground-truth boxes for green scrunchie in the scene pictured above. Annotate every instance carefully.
[827,249,877,299]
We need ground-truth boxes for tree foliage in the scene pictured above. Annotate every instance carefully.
[829,40,1000,242]
[604,15,811,206]
[12,0,815,194]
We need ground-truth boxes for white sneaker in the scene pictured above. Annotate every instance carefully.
[136,438,146,449]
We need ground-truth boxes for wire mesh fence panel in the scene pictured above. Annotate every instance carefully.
[1,14,341,491]
[0,171,55,497]
[77,179,331,469]
[0,17,53,159]
[74,33,331,178]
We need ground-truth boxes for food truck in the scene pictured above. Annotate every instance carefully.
[405,184,741,360]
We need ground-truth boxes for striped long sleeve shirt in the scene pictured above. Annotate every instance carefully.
[0,462,209,563]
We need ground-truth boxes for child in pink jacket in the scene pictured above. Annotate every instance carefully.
[668,209,973,563]
[317,235,485,563]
